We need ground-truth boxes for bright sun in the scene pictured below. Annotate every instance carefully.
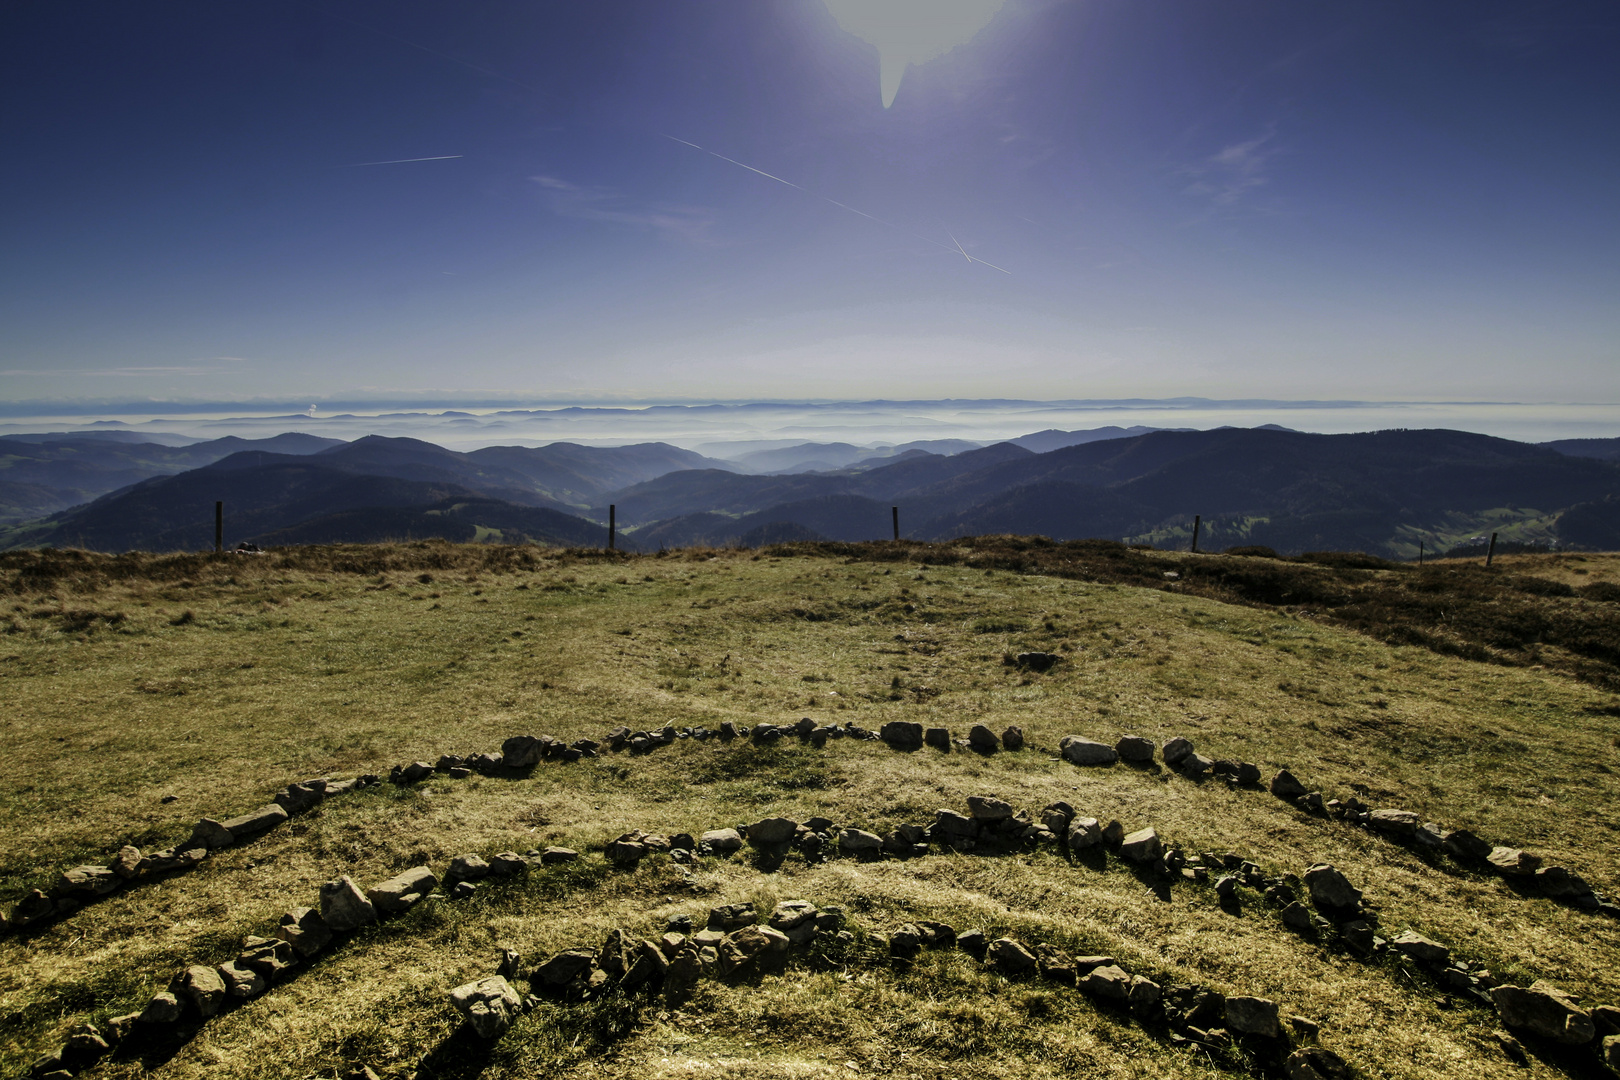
[823,0,1007,108]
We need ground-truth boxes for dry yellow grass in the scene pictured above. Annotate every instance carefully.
[1,543,1617,1078]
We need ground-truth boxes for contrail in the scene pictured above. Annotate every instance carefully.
[950,231,1012,275]
[663,135,1010,274]
[338,154,464,168]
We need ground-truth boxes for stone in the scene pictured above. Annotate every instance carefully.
[623,940,669,988]
[501,735,545,768]
[319,876,377,931]
[1270,770,1308,800]
[1224,996,1280,1037]
[1015,651,1059,671]
[1078,964,1132,1001]
[1128,975,1162,1008]
[1303,864,1361,911]
[1161,737,1194,766]
[170,964,227,1018]
[111,846,142,880]
[880,721,924,751]
[699,828,744,856]
[708,902,758,931]
[1592,1004,1620,1036]
[986,937,1037,975]
[448,854,491,882]
[1115,736,1155,763]
[138,990,183,1024]
[1281,903,1314,933]
[535,949,596,987]
[967,725,1000,752]
[398,761,435,783]
[489,852,528,877]
[967,796,1014,821]
[1120,828,1161,863]
[273,780,327,814]
[1534,866,1596,899]
[1040,802,1075,834]
[890,923,924,958]
[53,865,121,898]
[1235,762,1262,784]
[1060,736,1119,766]
[368,866,437,914]
[451,975,522,1038]
[839,828,883,854]
[274,906,332,958]
[934,809,978,838]
[1604,1034,1620,1070]
[1179,753,1214,777]
[189,817,235,850]
[1033,943,1076,983]
[769,900,819,943]
[924,727,951,750]
[64,1023,111,1059]
[1368,809,1421,838]
[221,803,289,841]
[218,960,267,999]
[451,881,478,899]
[1002,726,1025,750]
[718,926,774,973]
[1487,847,1542,876]
[237,938,297,982]
[606,841,647,866]
[541,847,579,864]
[1067,817,1103,851]
[1441,828,1492,861]
[1392,930,1450,965]
[1285,1047,1351,1080]
[1101,820,1125,848]
[1490,981,1596,1044]
[956,929,988,957]
[747,817,798,845]
[664,946,703,994]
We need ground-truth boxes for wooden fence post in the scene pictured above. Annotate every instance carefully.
[1418,540,1424,566]
[214,501,223,554]
[892,506,899,541]
[1190,514,1201,554]
[1485,531,1497,567]
[608,505,616,551]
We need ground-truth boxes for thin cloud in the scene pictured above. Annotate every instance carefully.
[1,359,249,378]
[1184,125,1279,206]
[532,175,716,244]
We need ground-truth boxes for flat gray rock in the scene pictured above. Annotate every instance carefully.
[1491,980,1596,1045]
[368,866,437,914]
[1060,736,1118,766]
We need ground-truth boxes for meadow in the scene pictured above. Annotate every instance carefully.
[1,540,1617,1079]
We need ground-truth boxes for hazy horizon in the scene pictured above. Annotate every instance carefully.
[1,397,1613,452]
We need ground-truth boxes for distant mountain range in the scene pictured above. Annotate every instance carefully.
[0,432,342,523]
[2,427,1617,556]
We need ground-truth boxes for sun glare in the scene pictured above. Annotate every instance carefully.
[823,0,1007,108]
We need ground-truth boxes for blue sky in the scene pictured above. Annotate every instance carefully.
[2,1,1617,408]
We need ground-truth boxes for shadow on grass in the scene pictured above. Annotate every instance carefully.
[415,1024,499,1079]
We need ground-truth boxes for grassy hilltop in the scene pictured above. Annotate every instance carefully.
[1,540,1618,1079]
